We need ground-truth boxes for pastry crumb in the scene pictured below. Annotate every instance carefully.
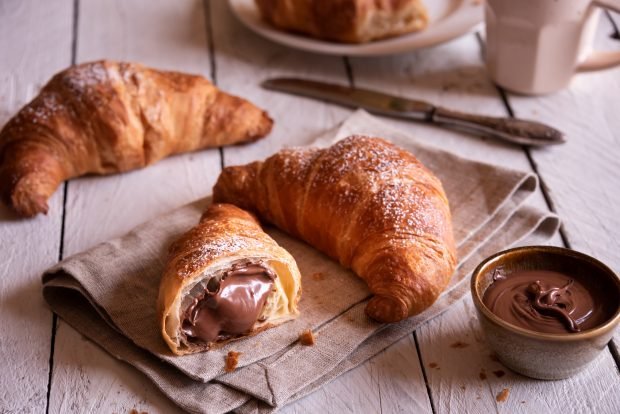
[429,362,439,369]
[225,351,241,372]
[496,388,510,402]
[311,272,326,281]
[479,369,487,380]
[299,329,315,346]
[493,369,506,378]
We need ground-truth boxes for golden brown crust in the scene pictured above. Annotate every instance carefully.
[213,136,457,323]
[158,203,302,355]
[255,0,428,43]
[0,60,273,217]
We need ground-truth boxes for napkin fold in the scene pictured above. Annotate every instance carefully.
[42,110,560,413]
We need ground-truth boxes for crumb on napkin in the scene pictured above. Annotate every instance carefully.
[299,329,315,346]
[496,388,510,402]
[311,272,325,281]
[225,351,241,372]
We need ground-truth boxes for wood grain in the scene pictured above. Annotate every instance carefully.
[208,0,352,166]
[281,335,432,414]
[418,298,620,413]
[0,0,72,411]
[47,0,220,412]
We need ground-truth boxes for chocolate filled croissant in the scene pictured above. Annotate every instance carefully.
[255,0,429,43]
[213,136,457,323]
[0,60,273,217]
[158,203,301,355]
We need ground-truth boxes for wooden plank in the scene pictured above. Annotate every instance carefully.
[419,297,620,413]
[210,1,433,412]
[47,0,218,412]
[0,0,73,411]
[506,14,620,271]
[281,335,432,414]
[209,1,351,166]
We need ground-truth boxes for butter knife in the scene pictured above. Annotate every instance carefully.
[262,78,565,147]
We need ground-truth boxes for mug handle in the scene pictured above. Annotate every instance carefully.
[577,0,620,72]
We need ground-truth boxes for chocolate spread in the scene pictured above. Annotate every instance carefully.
[482,269,615,334]
[182,262,276,343]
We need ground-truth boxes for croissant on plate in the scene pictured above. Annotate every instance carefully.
[158,203,302,355]
[213,136,457,323]
[0,60,273,217]
[255,0,429,43]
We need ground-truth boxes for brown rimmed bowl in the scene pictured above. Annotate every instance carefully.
[471,246,620,380]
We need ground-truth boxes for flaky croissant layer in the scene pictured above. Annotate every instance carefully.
[0,60,273,217]
[214,136,457,323]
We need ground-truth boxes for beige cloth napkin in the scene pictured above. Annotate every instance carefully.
[42,110,560,413]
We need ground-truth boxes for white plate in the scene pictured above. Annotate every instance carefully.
[229,0,484,56]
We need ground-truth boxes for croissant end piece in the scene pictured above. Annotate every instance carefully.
[158,203,302,355]
[213,136,457,323]
[0,60,273,217]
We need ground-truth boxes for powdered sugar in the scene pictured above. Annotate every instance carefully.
[17,92,64,125]
[262,135,445,245]
[62,61,110,92]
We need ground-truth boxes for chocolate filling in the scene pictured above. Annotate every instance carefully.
[483,269,615,334]
[181,261,276,344]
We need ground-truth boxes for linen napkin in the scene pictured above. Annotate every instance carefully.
[42,110,560,413]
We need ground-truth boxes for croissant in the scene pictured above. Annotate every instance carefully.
[0,60,273,217]
[213,136,457,323]
[158,203,302,355]
[255,0,429,43]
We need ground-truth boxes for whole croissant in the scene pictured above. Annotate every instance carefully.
[0,60,273,217]
[255,0,429,43]
[213,136,457,323]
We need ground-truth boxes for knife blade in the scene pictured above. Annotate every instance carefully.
[262,77,565,147]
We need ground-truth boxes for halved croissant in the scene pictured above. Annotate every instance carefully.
[0,60,273,217]
[158,203,301,355]
[213,136,457,323]
[255,0,429,43]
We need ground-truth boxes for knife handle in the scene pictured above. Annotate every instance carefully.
[431,107,566,147]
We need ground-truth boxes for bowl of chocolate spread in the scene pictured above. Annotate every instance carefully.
[471,246,620,380]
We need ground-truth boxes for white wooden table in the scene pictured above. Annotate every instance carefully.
[1,1,619,413]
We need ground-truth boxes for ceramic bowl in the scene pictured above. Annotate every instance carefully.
[471,246,620,380]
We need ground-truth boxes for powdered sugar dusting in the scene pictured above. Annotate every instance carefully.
[276,147,320,180]
[62,61,110,92]
[16,92,64,125]
[172,219,273,280]
[255,136,449,258]
[3,62,114,131]
[304,136,441,234]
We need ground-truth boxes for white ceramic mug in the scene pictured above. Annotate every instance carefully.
[485,0,620,95]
